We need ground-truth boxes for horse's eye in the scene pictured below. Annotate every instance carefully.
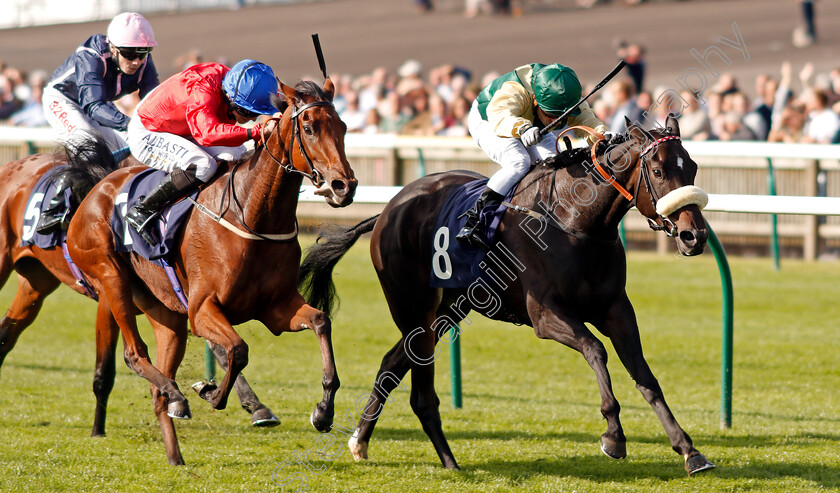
[653,168,663,178]
[303,125,314,135]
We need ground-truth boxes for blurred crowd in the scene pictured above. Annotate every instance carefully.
[3,45,840,144]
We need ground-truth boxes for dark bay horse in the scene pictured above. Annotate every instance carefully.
[298,116,715,475]
[0,139,280,437]
[66,78,356,464]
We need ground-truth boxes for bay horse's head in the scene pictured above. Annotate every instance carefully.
[268,78,357,207]
[623,115,709,256]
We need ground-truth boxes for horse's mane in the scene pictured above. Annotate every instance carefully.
[57,133,120,200]
[269,80,330,114]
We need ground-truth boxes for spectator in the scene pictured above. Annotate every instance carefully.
[340,90,368,133]
[793,0,817,47]
[802,88,840,143]
[362,108,382,135]
[9,70,48,127]
[751,76,778,140]
[440,95,470,137]
[396,59,424,96]
[677,90,712,141]
[0,74,23,120]
[378,90,410,134]
[608,78,644,134]
[718,111,758,141]
[617,42,646,94]
[712,73,739,97]
[768,105,807,143]
[413,0,433,13]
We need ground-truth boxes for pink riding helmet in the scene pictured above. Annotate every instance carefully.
[106,12,157,48]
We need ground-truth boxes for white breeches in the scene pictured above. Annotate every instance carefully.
[127,112,249,183]
[468,100,561,195]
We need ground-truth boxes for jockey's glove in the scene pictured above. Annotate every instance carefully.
[520,125,541,147]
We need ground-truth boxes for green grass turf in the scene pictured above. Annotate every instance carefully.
[0,237,838,492]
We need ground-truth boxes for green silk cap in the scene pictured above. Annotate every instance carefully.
[532,64,582,116]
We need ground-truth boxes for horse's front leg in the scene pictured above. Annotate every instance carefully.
[189,299,247,411]
[600,294,715,475]
[263,294,339,433]
[528,298,627,460]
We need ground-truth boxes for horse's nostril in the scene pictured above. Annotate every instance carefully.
[331,180,346,191]
[679,230,696,245]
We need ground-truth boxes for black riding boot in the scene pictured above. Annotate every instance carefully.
[455,187,504,251]
[37,174,74,234]
[125,168,199,245]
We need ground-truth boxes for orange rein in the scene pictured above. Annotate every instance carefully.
[557,126,634,201]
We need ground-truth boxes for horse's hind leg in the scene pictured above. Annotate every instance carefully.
[207,342,280,427]
[189,300,249,413]
[92,300,119,437]
[529,301,627,460]
[601,295,714,475]
[0,267,60,370]
[146,307,189,465]
[349,337,412,461]
[405,321,460,469]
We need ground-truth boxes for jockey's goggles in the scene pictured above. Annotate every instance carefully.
[234,105,259,119]
[117,47,152,61]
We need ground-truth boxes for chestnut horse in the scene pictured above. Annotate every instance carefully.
[66,78,356,464]
[298,116,715,475]
[0,139,279,436]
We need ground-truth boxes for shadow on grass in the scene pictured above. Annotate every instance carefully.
[327,454,840,489]
[372,427,840,449]
[2,362,89,374]
[458,457,840,488]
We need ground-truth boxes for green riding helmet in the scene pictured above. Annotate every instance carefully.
[532,63,582,116]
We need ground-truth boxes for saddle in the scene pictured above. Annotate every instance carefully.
[429,179,511,289]
[111,169,199,264]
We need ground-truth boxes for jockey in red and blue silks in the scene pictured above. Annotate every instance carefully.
[38,12,159,234]
[123,59,278,245]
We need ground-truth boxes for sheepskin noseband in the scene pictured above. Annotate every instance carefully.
[655,185,709,217]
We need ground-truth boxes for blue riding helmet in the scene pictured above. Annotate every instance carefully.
[222,59,278,116]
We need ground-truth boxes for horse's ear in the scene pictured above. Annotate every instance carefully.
[277,77,298,104]
[323,77,335,101]
[624,116,632,127]
[666,113,681,137]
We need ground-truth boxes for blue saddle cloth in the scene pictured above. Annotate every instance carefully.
[111,169,198,265]
[429,179,512,288]
[20,166,68,249]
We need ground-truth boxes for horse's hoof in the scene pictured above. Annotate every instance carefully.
[191,380,217,402]
[685,453,716,475]
[251,407,281,427]
[167,400,192,420]
[310,404,334,433]
[348,430,368,461]
[600,435,627,460]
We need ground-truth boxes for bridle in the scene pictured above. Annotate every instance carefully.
[556,126,698,238]
[635,135,682,236]
[261,100,334,188]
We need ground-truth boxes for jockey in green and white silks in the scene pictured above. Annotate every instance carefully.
[457,63,610,250]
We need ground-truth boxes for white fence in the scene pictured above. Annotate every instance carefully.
[2,126,839,258]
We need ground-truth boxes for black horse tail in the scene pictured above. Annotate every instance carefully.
[57,133,120,201]
[298,214,379,316]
